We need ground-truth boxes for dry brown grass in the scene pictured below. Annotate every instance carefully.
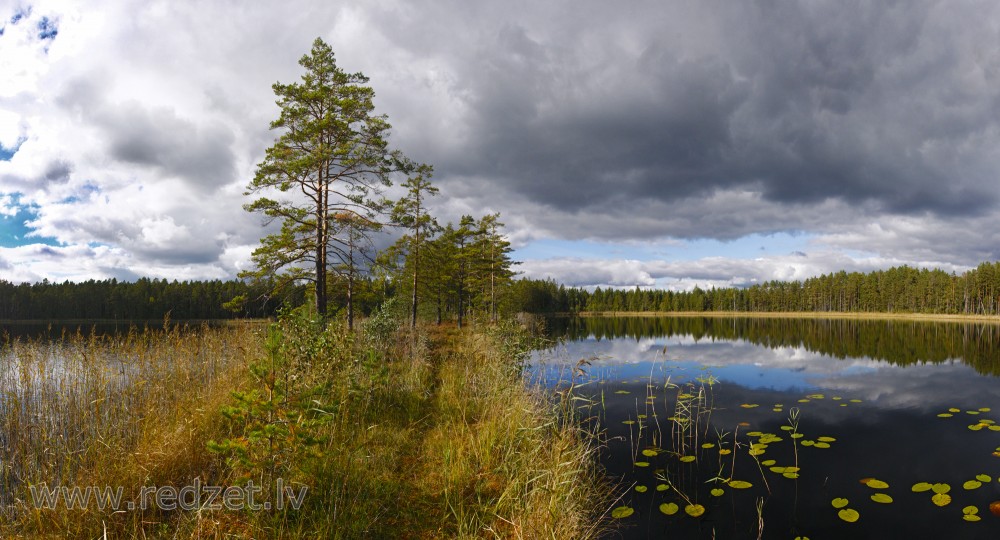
[0,322,261,538]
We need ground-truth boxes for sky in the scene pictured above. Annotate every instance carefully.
[1,0,999,290]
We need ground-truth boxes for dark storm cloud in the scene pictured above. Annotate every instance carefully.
[394,0,1000,240]
[102,102,236,191]
[55,76,237,192]
[41,160,70,183]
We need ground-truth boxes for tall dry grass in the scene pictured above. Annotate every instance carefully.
[0,321,260,538]
[415,322,609,539]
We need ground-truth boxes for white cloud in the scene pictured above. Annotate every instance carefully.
[1,0,998,285]
[518,248,972,291]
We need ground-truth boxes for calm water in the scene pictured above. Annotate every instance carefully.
[533,317,1000,539]
[0,319,240,343]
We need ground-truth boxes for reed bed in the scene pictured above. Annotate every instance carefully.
[0,321,260,538]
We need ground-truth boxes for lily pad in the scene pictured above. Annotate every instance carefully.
[838,508,860,523]
[932,483,952,494]
[659,502,679,515]
[963,480,982,490]
[912,482,933,492]
[762,459,777,466]
[783,472,800,479]
[948,408,960,413]
[635,461,650,467]
[817,436,837,442]
[963,505,981,521]
[642,449,659,457]
[871,493,893,504]
[832,498,849,509]
[611,506,634,518]
[711,488,725,497]
[635,485,648,493]
[719,448,732,455]
[740,403,759,408]
[801,440,815,447]
[864,479,889,490]
[679,455,696,463]
[702,442,716,449]
[932,493,952,507]
[622,420,636,425]
[656,484,669,492]
[813,442,831,449]
[728,480,753,489]
[685,504,706,517]
[937,413,954,418]
[976,474,991,482]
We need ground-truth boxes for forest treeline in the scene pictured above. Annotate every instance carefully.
[0,278,285,320]
[515,262,1000,316]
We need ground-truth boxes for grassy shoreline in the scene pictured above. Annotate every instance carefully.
[0,309,606,538]
[573,310,1000,324]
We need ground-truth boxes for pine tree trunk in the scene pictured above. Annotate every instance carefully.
[411,246,418,329]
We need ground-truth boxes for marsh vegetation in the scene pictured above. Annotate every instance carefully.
[0,307,605,538]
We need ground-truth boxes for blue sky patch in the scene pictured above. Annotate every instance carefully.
[0,194,61,248]
[10,6,31,25]
[37,15,56,40]
[1,137,25,161]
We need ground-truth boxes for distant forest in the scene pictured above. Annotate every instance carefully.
[0,278,287,320]
[514,261,1000,316]
[5,261,1000,321]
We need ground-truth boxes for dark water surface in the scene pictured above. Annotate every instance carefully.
[532,317,1000,539]
[0,319,244,342]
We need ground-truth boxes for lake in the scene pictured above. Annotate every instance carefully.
[532,316,1000,539]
